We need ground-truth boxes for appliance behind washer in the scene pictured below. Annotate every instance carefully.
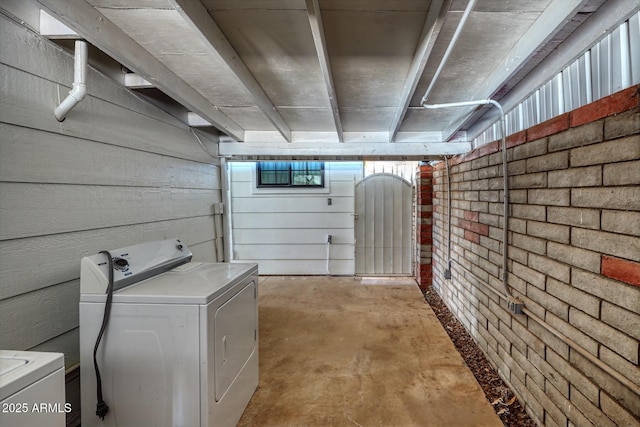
[79,239,258,427]
[0,350,66,427]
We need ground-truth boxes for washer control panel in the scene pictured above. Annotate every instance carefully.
[80,238,192,294]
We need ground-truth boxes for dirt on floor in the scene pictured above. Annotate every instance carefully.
[423,286,538,427]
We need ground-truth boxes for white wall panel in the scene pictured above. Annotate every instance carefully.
[0,65,217,163]
[0,14,222,366]
[237,259,354,275]
[0,280,79,351]
[0,183,218,239]
[0,216,215,300]
[232,196,353,213]
[230,179,355,197]
[232,212,354,229]
[28,329,80,368]
[234,244,353,260]
[229,161,362,274]
[0,124,219,189]
[233,228,353,245]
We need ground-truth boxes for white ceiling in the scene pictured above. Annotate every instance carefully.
[37,0,615,159]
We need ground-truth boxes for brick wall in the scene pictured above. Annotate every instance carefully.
[416,164,434,290]
[429,85,640,426]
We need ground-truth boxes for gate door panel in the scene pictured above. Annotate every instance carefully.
[355,173,413,275]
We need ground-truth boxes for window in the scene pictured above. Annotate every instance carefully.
[257,161,324,187]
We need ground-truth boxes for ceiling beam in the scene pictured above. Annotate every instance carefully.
[37,0,245,141]
[440,0,595,141]
[389,0,450,142]
[305,0,343,142]
[465,0,639,141]
[170,0,292,142]
[219,140,470,160]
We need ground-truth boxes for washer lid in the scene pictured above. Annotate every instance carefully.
[0,358,26,376]
[0,351,64,401]
[81,262,258,305]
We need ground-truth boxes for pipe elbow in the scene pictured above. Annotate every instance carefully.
[55,83,87,122]
[55,40,88,122]
[71,83,88,102]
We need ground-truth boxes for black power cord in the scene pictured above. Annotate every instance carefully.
[94,251,115,420]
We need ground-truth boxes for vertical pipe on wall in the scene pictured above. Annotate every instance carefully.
[444,156,452,279]
[424,99,520,309]
[55,40,88,121]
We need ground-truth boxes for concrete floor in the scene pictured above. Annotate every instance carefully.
[237,276,502,427]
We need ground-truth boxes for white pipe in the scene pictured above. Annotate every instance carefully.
[420,0,477,105]
[326,240,332,275]
[55,40,88,121]
[424,99,513,301]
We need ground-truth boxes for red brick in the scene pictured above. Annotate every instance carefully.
[418,210,433,219]
[418,199,433,207]
[482,140,502,155]
[470,222,489,236]
[570,85,640,127]
[419,233,433,245]
[506,130,527,148]
[449,156,464,167]
[463,141,500,161]
[418,269,433,290]
[419,186,433,196]
[464,230,480,243]
[527,114,570,140]
[601,256,640,287]
[459,218,489,236]
[419,165,434,178]
[464,210,479,222]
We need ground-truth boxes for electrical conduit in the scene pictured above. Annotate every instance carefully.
[423,99,516,305]
[420,0,478,105]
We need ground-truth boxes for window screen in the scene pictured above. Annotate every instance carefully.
[257,162,324,187]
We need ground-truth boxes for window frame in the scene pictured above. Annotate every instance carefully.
[256,161,325,188]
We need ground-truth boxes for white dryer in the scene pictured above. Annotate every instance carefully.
[0,350,67,427]
[79,239,258,427]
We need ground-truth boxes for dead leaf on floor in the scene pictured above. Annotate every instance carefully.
[491,398,503,406]
[506,396,517,406]
[497,408,509,416]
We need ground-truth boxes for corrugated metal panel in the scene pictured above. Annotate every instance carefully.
[355,174,413,276]
[630,12,640,84]
[474,10,640,147]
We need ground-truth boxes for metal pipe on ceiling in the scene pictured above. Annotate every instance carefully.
[55,40,88,121]
[420,0,478,105]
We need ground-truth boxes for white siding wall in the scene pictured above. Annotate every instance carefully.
[229,162,363,275]
[0,13,222,367]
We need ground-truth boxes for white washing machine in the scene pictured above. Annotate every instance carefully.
[0,350,67,427]
[79,238,258,427]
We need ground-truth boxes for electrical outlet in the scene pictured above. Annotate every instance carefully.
[507,298,524,315]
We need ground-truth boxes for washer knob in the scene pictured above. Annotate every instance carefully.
[113,257,129,272]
